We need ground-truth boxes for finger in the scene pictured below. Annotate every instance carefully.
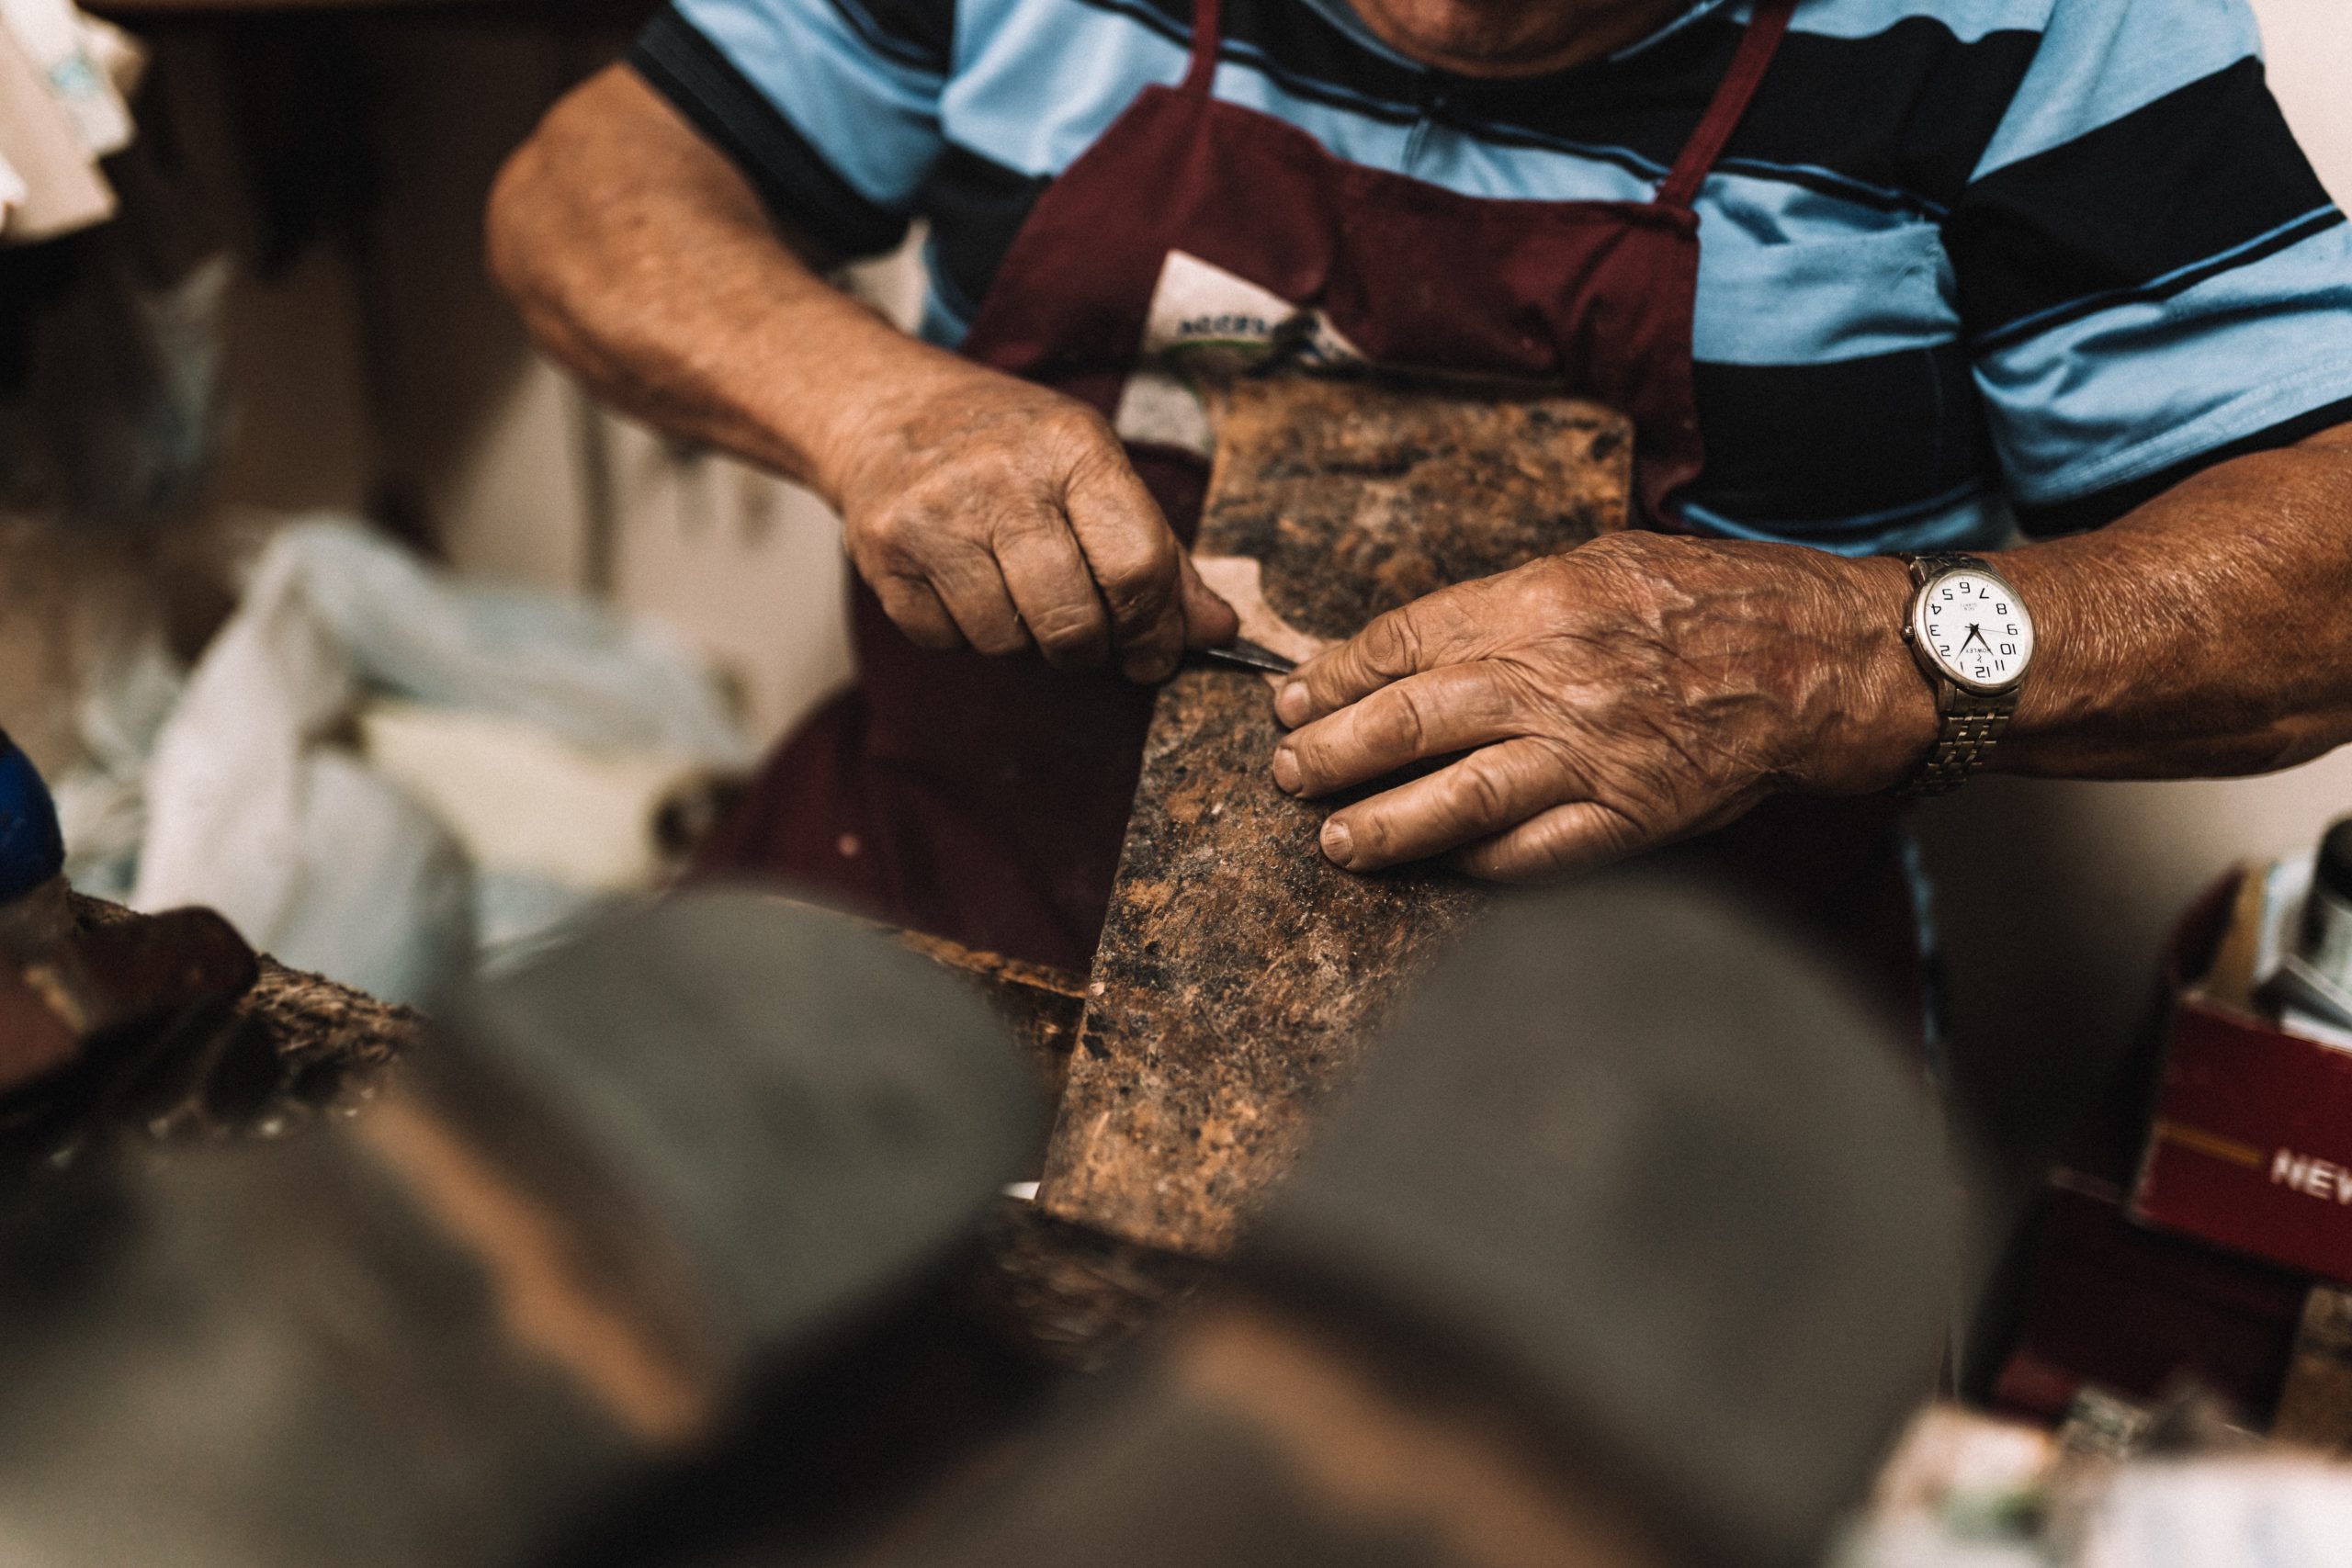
[1274,586,1491,728]
[1450,800,1648,883]
[994,509,1112,669]
[1061,452,1187,682]
[1317,737,1582,874]
[871,576,964,652]
[1176,549,1240,649]
[1272,663,1521,798]
[927,543,1031,658]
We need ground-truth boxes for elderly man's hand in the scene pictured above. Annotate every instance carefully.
[1267,534,1934,880]
[827,363,1237,682]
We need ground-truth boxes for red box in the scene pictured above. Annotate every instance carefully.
[2131,880,2352,1286]
[1990,1173,2305,1425]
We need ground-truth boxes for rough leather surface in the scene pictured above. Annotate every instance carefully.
[1038,377,1632,1256]
[66,892,417,1123]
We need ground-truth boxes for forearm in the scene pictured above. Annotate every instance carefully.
[1979,423,2352,778]
[1994,423,2352,780]
[485,65,968,504]
[1823,424,2352,790]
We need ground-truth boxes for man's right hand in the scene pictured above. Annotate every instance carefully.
[489,66,1232,684]
[823,364,1237,682]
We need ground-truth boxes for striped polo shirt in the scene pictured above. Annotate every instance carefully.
[631,0,2352,554]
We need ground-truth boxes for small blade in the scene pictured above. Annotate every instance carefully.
[1192,639,1296,677]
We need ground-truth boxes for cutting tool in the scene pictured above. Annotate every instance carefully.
[1191,639,1296,677]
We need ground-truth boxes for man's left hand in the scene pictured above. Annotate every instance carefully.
[1268,533,1936,880]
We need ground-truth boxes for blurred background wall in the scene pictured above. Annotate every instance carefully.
[45,0,2352,1191]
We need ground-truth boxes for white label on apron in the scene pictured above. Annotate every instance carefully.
[1136,250,1366,371]
[1117,251,1370,454]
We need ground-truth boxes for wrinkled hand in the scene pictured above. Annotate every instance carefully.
[1267,533,1932,880]
[828,364,1236,682]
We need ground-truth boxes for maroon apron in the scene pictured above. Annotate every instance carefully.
[699,0,1921,1026]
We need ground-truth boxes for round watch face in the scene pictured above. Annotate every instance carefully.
[1912,569,2034,694]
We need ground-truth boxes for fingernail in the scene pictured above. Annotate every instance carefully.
[1320,818,1353,867]
[1276,682,1309,726]
[1272,747,1300,794]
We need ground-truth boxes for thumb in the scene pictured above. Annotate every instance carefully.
[1177,550,1240,649]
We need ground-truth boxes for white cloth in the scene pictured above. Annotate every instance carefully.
[125,518,750,1001]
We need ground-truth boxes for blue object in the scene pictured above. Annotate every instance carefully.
[0,732,65,904]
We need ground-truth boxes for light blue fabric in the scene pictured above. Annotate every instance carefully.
[1977,220,2352,504]
[677,0,947,210]
[664,0,2352,541]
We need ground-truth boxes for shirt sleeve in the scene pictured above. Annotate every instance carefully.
[628,0,952,260]
[1945,0,2352,536]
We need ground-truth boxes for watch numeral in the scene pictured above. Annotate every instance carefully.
[2000,642,2017,656]
[2007,625,2020,637]
[1996,603,2011,615]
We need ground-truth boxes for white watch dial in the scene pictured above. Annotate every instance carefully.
[1913,569,2034,693]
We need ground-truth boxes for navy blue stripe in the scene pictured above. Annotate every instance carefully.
[824,0,947,73]
[919,144,1048,323]
[632,8,913,258]
[1975,208,2346,355]
[1687,342,1990,525]
[1951,58,2336,342]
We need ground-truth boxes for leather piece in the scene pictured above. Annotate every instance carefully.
[1037,377,1632,1256]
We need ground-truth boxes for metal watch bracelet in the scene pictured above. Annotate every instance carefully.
[1896,552,2022,800]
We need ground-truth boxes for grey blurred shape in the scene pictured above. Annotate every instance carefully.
[0,890,1038,1568]
[1253,870,1971,1567]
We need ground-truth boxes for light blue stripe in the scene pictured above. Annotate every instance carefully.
[677,0,944,208]
[1971,0,2262,178]
[1680,484,2011,556]
[944,0,1188,173]
[1974,221,2352,503]
[1695,221,1955,366]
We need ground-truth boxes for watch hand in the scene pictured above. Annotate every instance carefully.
[1961,625,1988,652]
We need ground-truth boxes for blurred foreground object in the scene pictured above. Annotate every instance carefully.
[896,873,1969,1568]
[2,881,417,1162]
[0,891,1036,1568]
[1839,1400,2352,1568]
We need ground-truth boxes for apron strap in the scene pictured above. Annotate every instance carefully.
[1182,0,1224,93]
[1657,0,1798,210]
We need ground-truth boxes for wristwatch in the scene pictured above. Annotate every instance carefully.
[1895,552,2036,797]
